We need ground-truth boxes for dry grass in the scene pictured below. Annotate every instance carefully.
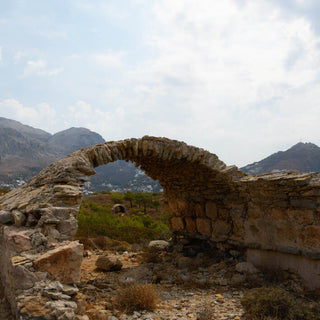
[241,286,320,320]
[114,283,158,313]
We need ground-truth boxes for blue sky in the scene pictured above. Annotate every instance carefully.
[1,0,320,167]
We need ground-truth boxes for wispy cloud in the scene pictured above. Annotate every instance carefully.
[21,60,64,77]
[0,99,57,132]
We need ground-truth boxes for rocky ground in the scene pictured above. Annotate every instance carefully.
[0,239,310,320]
[77,248,246,320]
[75,238,305,320]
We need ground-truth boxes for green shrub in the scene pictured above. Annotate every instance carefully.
[110,192,123,204]
[241,286,320,320]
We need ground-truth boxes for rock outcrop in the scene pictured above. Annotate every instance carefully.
[1,136,320,318]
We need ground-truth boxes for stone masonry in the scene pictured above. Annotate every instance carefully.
[1,136,320,318]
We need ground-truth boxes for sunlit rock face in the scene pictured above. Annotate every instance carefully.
[1,136,320,318]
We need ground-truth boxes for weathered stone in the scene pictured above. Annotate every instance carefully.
[62,284,79,296]
[33,241,83,284]
[19,296,51,319]
[196,218,212,236]
[205,201,217,219]
[31,232,47,248]
[170,217,185,231]
[42,225,61,240]
[235,262,259,274]
[195,203,204,217]
[57,312,76,320]
[290,198,318,209]
[57,217,78,238]
[185,217,196,233]
[43,291,71,300]
[0,210,13,224]
[148,240,170,250]
[218,208,229,220]
[212,220,231,238]
[95,255,122,271]
[7,230,32,252]
[14,265,37,289]
[12,210,26,226]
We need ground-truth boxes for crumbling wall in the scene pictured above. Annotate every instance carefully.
[1,136,320,318]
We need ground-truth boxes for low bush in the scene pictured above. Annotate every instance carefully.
[76,199,171,243]
[114,283,158,313]
[241,286,320,320]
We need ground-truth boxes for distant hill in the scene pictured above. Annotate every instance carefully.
[0,117,161,192]
[241,142,320,175]
[48,127,104,155]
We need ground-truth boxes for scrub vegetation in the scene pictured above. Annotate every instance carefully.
[76,191,171,243]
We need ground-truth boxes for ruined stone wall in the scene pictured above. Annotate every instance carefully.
[1,136,320,318]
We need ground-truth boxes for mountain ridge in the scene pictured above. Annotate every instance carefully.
[0,117,161,192]
[241,142,320,175]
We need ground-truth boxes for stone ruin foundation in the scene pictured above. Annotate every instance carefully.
[1,136,320,319]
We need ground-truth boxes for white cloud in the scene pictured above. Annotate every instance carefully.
[61,101,127,139]
[0,99,57,132]
[115,0,320,165]
[0,46,2,61]
[92,52,125,68]
[21,59,64,77]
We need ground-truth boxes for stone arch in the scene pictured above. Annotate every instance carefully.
[112,204,126,214]
[2,134,320,309]
[0,136,245,241]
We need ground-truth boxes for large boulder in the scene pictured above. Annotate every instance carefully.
[33,241,83,284]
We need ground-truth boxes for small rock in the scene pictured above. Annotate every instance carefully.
[43,291,71,300]
[14,265,37,290]
[148,240,170,250]
[31,232,47,248]
[33,241,83,284]
[184,292,194,296]
[235,262,259,274]
[46,281,64,292]
[12,210,26,226]
[133,311,142,317]
[57,311,75,320]
[62,284,79,296]
[75,316,90,320]
[95,255,122,271]
[0,210,13,224]
[7,230,32,252]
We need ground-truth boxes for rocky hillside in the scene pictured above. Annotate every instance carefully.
[0,117,161,192]
[241,142,320,175]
